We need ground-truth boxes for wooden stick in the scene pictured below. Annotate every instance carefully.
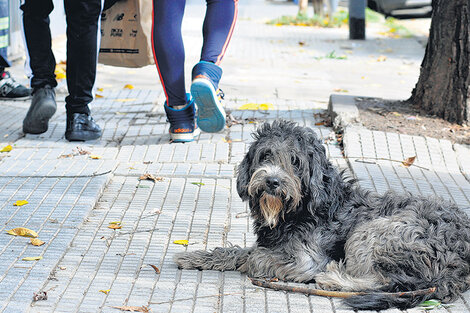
[250,279,436,299]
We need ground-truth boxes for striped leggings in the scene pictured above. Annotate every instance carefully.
[152,0,238,107]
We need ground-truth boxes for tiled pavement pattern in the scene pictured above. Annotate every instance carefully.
[1,1,469,312]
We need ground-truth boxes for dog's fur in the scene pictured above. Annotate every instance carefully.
[174,120,470,310]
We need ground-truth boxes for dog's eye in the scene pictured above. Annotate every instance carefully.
[259,151,272,163]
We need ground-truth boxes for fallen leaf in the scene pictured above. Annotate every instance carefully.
[59,266,67,270]
[7,227,38,238]
[22,256,43,261]
[0,144,12,152]
[108,222,122,230]
[402,156,416,167]
[419,299,441,310]
[95,94,104,98]
[191,182,205,186]
[97,87,104,92]
[146,264,160,274]
[30,238,45,246]
[124,84,134,89]
[139,174,163,182]
[75,147,91,155]
[333,88,349,93]
[377,55,387,62]
[90,155,102,159]
[58,154,73,159]
[111,306,150,313]
[99,289,110,295]
[173,240,189,246]
[298,41,306,46]
[315,122,325,126]
[238,103,273,110]
[33,291,47,302]
[115,98,137,102]
[14,200,28,206]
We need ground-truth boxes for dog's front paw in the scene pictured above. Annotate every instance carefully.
[173,252,199,270]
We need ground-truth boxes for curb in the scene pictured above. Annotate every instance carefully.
[327,94,361,130]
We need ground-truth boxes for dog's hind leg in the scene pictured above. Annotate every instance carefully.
[314,261,385,291]
[174,246,253,271]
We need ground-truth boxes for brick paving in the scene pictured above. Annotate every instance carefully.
[0,0,469,312]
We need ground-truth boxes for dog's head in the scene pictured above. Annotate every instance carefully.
[237,120,342,228]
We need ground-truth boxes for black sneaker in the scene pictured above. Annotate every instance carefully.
[65,113,102,141]
[0,71,32,100]
[23,85,57,134]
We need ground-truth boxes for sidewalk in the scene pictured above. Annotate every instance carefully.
[0,1,469,312]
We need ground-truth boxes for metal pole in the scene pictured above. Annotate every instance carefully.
[349,0,366,40]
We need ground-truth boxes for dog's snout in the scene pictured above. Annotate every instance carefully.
[266,177,281,189]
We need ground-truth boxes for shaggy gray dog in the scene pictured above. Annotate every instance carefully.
[174,120,470,310]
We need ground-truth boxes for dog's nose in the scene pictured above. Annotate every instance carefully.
[266,177,280,189]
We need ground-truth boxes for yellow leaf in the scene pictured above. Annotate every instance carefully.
[402,156,416,167]
[0,145,12,152]
[238,103,273,111]
[99,289,110,295]
[124,84,134,89]
[377,55,387,62]
[22,256,43,261]
[173,240,189,246]
[30,238,45,246]
[55,72,66,80]
[108,222,122,230]
[13,200,28,206]
[7,227,38,238]
[97,87,104,92]
[115,98,137,102]
[95,94,104,98]
[89,155,102,159]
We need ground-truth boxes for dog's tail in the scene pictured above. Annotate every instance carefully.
[173,246,251,271]
[343,292,432,310]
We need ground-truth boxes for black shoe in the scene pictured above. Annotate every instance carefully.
[0,71,32,100]
[65,113,102,141]
[23,85,57,134]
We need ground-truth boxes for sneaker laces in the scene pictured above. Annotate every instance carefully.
[0,72,21,89]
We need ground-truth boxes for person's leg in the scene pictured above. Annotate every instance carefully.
[152,0,199,143]
[21,0,57,133]
[191,0,238,133]
[0,0,31,99]
[63,0,102,141]
[152,0,186,108]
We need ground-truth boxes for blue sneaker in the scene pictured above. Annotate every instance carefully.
[164,94,200,142]
[191,61,226,133]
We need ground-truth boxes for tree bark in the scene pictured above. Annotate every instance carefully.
[299,0,308,15]
[312,0,324,16]
[409,0,470,125]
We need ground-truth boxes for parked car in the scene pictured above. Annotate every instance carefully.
[367,0,431,16]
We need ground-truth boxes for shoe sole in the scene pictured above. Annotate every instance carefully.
[0,95,32,101]
[170,128,200,143]
[22,103,57,134]
[65,131,102,142]
[191,78,226,133]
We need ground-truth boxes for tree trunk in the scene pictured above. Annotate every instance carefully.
[298,0,308,15]
[409,0,470,125]
[312,0,324,16]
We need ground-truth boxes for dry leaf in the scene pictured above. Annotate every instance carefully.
[315,122,325,126]
[59,266,67,270]
[333,88,349,93]
[0,144,12,152]
[139,174,163,182]
[112,306,150,313]
[108,222,122,230]
[75,147,91,155]
[377,55,387,62]
[238,103,273,111]
[124,84,134,89]
[173,240,189,246]
[22,256,43,261]
[90,155,102,159]
[30,238,45,246]
[14,200,28,206]
[402,156,416,167]
[33,291,47,302]
[95,94,104,98]
[7,227,38,238]
[58,154,73,159]
[97,87,104,92]
[191,182,205,186]
[99,289,110,295]
[145,264,160,274]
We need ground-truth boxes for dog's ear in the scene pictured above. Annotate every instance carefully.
[307,143,328,209]
[236,150,252,201]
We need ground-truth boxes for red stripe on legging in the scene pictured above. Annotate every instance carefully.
[215,0,238,65]
[151,0,169,105]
